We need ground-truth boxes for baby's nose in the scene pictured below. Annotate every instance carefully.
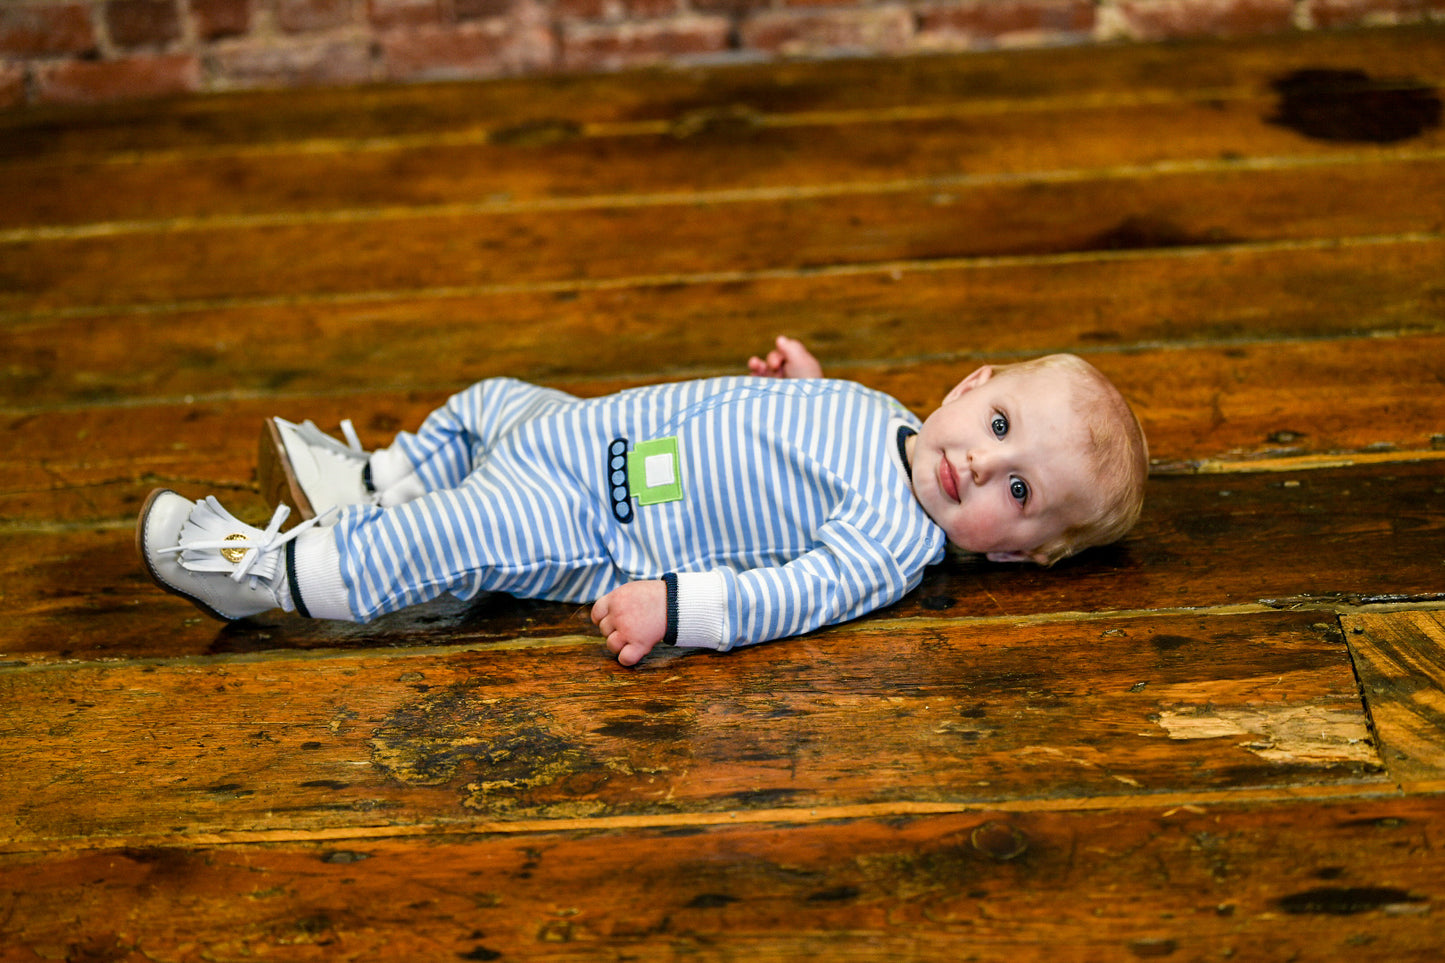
[966,449,995,482]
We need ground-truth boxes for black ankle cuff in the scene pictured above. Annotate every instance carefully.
[286,540,312,619]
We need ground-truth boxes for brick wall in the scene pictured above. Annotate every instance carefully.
[1,0,1441,108]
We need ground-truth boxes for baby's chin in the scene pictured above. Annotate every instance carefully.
[946,537,1006,556]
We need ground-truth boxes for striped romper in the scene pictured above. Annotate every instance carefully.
[326,376,947,652]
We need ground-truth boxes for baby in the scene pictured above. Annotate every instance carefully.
[137,337,1147,665]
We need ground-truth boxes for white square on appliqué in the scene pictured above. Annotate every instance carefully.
[644,453,676,488]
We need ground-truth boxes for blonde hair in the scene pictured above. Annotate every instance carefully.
[992,354,1149,566]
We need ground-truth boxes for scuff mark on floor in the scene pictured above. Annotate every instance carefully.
[1155,704,1379,765]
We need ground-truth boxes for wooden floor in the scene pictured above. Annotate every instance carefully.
[3,25,1445,961]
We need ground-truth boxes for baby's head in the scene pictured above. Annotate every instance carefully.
[908,353,1148,566]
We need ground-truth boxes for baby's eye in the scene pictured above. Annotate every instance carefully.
[991,412,1009,439]
[1009,477,1029,503]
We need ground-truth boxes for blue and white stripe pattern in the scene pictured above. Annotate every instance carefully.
[330,376,946,649]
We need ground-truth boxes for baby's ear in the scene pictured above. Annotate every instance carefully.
[943,365,993,404]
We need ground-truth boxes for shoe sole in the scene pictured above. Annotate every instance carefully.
[258,418,317,523]
[134,487,233,622]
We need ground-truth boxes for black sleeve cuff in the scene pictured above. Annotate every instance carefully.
[661,573,679,647]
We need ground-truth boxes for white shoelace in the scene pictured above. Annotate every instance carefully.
[338,418,363,453]
[294,418,365,459]
[158,496,334,584]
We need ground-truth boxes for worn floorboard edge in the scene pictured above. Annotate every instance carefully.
[2,782,1428,857]
[1160,449,1445,473]
[4,604,1443,669]
[7,149,1444,245]
[5,231,1439,325]
[4,89,1424,170]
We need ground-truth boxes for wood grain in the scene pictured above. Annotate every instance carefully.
[5,332,1443,529]
[4,24,1445,961]
[3,461,1443,663]
[1343,611,1445,784]
[4,237,1441,406]
[0,610,1378,847]
[4,24,1443,162]
[5,106,1440,231]
[7,162,1443,316]
[3,795,1441,961]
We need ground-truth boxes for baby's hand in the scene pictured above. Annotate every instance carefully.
[591,580,667,666]
[747,335,824,379]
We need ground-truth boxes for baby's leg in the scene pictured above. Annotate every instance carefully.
[137,485,476,624]
[143,376,604,623]
[264,378,578,519]
[382,378,576,499]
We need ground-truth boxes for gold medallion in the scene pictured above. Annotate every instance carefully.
[220,533,250,564]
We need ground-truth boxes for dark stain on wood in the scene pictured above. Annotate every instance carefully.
[487,119,582,147]
[1087,215,1236,251]
[807,885,861,902]
[1151,634,1197,653]
[970,821,1029,861]
[670,105,765,139]
[459,947,503,961]
[1269,69,1442,142]
[1277,887,1429,915]
[370,688,598,794]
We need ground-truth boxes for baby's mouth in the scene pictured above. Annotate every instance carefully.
[939,455,960,503]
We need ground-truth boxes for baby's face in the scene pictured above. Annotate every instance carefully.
[909,364,1098,563]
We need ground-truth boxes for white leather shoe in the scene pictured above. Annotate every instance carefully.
[259,417,375,522]
[136,489,323,620]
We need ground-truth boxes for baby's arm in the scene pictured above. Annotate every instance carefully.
[747,336,824,379]
[591,580,667,666]
[670,518,925,652]
[593,518,927,664]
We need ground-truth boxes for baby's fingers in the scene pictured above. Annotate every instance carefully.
[589,595,611,627]
[747,353,784,378]
[615,638,652,667]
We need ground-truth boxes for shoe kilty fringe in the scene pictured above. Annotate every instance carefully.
[157,496,332,586]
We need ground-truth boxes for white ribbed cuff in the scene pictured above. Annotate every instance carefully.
[291,528,356,622]
[670,570,729,651]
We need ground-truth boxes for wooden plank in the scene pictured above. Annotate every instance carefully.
[1344,611,1445,785]
[5,103,1442,231]
[3,461,1442,662]
[5,161,1443,315]
[3,795,1442,960]
[885,459,1445,620]
[3,236,1441,406]
[5,332,1445,527]
[0,610,1379,846]
[4,24,1443,162]
[4,29,1442,963]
